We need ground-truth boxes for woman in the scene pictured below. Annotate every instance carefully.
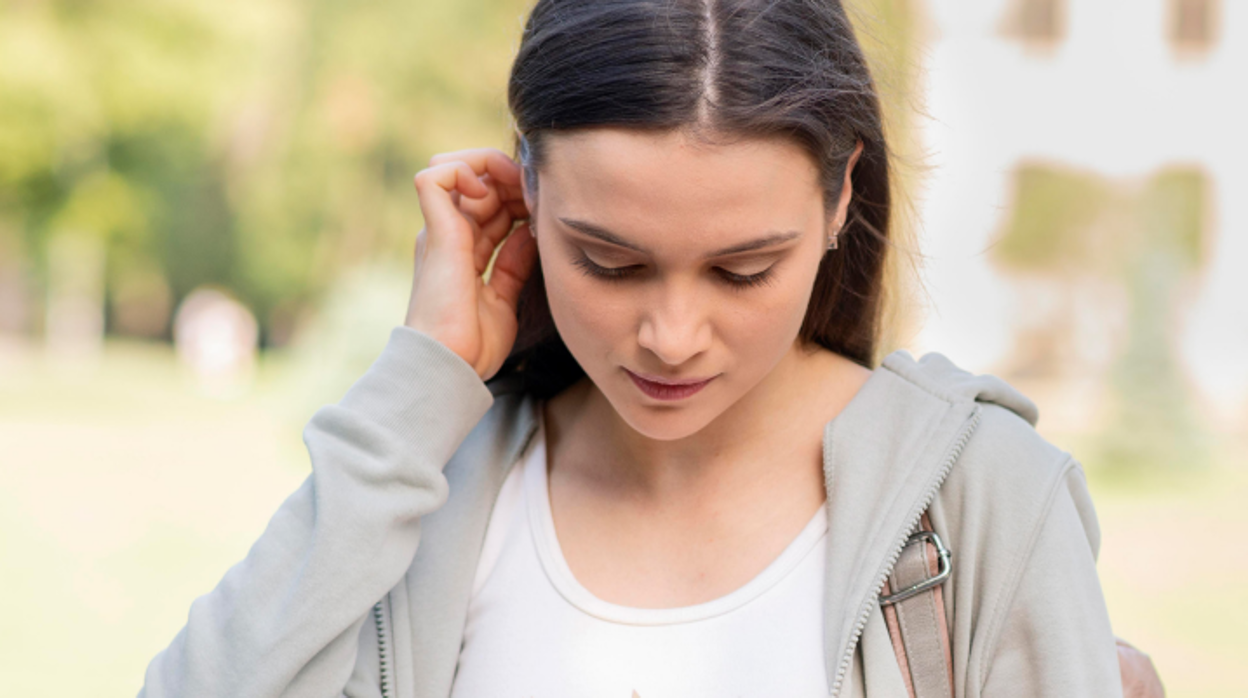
[140,0,1163,696]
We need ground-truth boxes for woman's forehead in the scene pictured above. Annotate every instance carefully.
[539,128,825,246]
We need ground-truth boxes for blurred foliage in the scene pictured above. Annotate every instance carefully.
[1103,169,1211,474]
[995,165,1209,277]
[994,164,1212,472]
[993,166,1113,272]
[0,0,530,346]
[1141,169,1207,268]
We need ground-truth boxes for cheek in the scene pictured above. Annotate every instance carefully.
[540,259,631,362]
[718,279,813,367]
[720,250,822,344]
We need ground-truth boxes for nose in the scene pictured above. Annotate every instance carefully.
[636,283,712,367]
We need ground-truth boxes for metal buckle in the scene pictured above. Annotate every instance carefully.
[879,529,953,606]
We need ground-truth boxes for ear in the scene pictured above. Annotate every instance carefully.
[518,159,543,235]
[521,165,536,217]
[830,141,865,232]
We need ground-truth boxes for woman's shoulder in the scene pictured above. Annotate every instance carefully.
[880,349,1102,602]
[938,393,1089,549]
[877,348,1076,498]
[877,348,1096,552]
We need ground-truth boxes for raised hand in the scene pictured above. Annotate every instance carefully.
[404,147,538,381]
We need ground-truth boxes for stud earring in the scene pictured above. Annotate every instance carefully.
[827,226,841,251]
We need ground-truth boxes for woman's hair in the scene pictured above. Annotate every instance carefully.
[493,0,891,398]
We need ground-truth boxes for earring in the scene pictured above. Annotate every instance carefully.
[827,226,841,251]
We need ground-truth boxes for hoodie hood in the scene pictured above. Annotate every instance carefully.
[882,351,1039,427]
[819,349,1037,696]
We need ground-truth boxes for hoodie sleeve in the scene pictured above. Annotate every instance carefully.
[139,326,495,698]
[978,461,1123,698]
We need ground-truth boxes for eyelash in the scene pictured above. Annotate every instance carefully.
[571,254,777,290]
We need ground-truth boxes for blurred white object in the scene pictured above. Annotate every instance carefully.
[173,287,259,398]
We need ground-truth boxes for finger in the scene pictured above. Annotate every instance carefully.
[488,223,537,313]
[413,162,488,248]
[456,174,506,225]
[429,148,523,187]
[503,198,530,219]
[475,206,515,273]
[494,180,530,219]
[414,160,489,199]
[494,179,525,203]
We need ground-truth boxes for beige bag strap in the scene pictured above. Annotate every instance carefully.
[881,515,1168,698]
[880,513,955,698]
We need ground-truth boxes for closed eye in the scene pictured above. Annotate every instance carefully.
[571,253,776,290]
[716,267,776,289]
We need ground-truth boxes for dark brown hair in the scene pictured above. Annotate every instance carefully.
[494,0,891,398]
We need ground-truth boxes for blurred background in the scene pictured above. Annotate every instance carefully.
[0,0,1243,695]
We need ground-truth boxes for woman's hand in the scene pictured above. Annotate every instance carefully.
[404,148,538,381]
[1118,637,1165,698]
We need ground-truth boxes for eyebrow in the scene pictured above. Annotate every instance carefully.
[558,217,803,258]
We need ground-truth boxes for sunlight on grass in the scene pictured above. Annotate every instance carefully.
[0,340,312,697]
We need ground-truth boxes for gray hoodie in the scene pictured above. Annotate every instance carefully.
[139,326,1123,698]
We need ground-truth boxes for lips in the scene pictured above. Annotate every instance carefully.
[625,369,716,401]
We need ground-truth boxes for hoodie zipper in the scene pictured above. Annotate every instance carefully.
[828,404,982,698]
[373,598,392,698]
[368,417,541,698]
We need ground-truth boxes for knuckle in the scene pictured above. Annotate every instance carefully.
[414,163,452,186]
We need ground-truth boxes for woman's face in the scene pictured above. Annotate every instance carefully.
[525,128,847,441]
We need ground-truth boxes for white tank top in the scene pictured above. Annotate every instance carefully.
[449,412,831,698]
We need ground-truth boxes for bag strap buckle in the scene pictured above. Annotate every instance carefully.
[879,529,952,606]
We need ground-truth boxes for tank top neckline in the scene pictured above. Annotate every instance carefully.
[524,411,829,626]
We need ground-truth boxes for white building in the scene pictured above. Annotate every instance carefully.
[913,0,1248,427]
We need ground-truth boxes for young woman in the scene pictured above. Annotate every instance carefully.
[141,1,1163,696]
